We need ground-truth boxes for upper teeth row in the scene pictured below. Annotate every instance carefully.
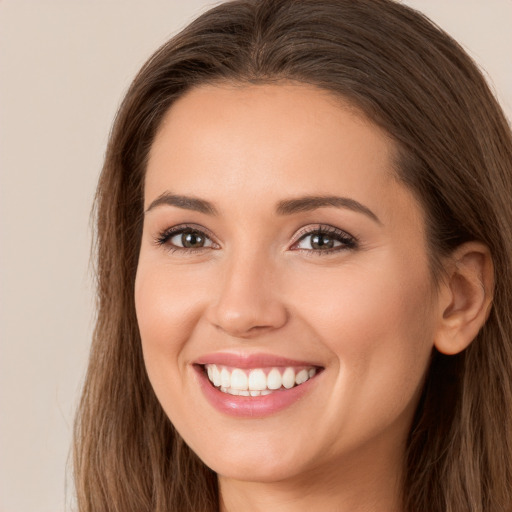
[205,364,317,392]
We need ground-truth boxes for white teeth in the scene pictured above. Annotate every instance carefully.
[220,368,231,388]
[295,369,309,385]
[267,368,282,390]
[282,367,295,389]
[204,364,320,396]
[212,365,221,387]
[248,369,267,390]
[230,368,248,390]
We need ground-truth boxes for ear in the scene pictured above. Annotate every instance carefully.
[434,242,494,355]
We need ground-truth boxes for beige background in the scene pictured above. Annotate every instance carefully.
[0,1,510,511]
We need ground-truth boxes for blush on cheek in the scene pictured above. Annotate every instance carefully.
[304,261,435,392]
[136,267,187,335]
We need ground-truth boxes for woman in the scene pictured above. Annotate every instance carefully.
[73,0,512,511]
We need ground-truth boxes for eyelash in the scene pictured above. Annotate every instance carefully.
[153,223,358,255]
[292,224,358,254]
[153,224,217,254]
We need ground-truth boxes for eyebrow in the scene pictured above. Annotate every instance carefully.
[145,193,218,215]
[276,195,381,224]
[145,192,381,224]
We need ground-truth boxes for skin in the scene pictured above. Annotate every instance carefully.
[134,83,490,512]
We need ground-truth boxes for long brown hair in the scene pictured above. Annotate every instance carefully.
[73,1,512,510]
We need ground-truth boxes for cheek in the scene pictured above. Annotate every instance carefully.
[294,257,433,342]
[134,261,203,375]
[291,257,435,411]
[134,260,211,437]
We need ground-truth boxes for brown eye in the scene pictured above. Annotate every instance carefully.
[294,227,357,252]
[179,231,206,248]
[155,227,215,251]
[310,233,336,250]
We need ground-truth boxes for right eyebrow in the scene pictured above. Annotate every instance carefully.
[144,192,218,216]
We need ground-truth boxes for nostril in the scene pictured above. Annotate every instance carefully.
[205,275,289,337]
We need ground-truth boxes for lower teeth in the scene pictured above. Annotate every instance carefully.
[218,386,289,396]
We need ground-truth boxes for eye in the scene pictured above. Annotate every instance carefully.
[292,225,357,253]
[170,229,212,249]
[154,225,217,252]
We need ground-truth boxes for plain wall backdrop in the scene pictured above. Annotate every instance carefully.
[0,1,510,511]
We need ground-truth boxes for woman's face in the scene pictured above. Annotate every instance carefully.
[135,83,440,484]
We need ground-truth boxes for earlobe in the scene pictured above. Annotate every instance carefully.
[434,242,494,356]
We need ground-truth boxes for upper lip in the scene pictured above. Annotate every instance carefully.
[194,352,323,369]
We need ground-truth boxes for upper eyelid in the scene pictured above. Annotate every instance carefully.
[159,223,215,238]
[296,225,350,236]
[292,224,356,242]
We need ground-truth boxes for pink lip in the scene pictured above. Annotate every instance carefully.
[194,351,320,369]
[193,353,322,418]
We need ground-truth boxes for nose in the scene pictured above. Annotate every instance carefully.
[205,251,289,339]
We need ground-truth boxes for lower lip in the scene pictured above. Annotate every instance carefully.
[194,365,319,418]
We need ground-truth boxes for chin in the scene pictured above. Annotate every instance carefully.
[211,456,305,484]
[189,433,313,484]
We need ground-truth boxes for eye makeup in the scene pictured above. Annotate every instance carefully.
[152,222,358,256]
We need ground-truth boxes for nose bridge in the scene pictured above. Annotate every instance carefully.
[207,244,288,337]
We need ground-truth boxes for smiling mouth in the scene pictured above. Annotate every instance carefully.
[201,364,320,396]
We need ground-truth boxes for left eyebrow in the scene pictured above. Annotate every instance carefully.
[276,195,381,225]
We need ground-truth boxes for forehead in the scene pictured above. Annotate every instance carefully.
[145,83,419,227]
[149,83,392,172]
